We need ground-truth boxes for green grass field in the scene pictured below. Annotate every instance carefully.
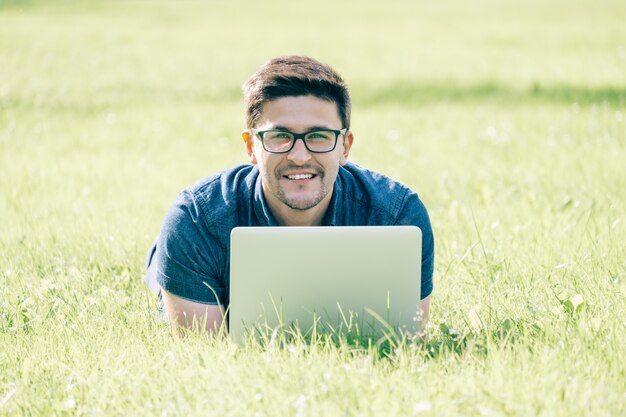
[1,0,625,415]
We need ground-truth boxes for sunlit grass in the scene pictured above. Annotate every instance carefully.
[1,0,625,416]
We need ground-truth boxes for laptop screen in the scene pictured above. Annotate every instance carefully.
[229,226,422,342]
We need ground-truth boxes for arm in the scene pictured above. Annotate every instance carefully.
[161,288,225,336]
[419,294,431,340]
[155,190,228,336]
[394,191,434,341]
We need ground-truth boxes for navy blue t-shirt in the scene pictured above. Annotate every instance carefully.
[155,162,434,307]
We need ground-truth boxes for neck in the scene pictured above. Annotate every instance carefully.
[264,190,333,227]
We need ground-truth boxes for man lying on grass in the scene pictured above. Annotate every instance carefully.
[145,56,434,337]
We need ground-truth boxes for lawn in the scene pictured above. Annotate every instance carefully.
[1,0,625,416]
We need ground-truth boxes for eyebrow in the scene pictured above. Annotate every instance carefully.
[269,125,335,131]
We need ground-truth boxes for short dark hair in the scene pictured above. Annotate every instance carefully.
[242,55,351,129]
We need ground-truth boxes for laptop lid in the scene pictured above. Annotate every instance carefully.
[229,226,422,342]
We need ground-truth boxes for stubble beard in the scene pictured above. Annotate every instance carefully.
[272,166,327,211]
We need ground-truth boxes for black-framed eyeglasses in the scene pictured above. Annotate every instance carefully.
[251,128,348,154]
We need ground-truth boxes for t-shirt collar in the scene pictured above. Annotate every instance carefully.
[321,171,343,226]
[252,167,344,227]
[253,173,279,226]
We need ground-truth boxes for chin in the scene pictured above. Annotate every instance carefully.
[283,200,320,211]
[281,194,324,211]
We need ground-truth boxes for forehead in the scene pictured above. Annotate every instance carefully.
[256,95,342,130]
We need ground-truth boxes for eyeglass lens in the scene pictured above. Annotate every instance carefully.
[263,131,337,153]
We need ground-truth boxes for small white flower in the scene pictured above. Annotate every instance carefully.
[414,402,432,413]
[64,396,76,409]
[0,387,17,407]
[293,394,306,417]
[293,394,306,408]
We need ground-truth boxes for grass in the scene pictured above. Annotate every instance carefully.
[1,0,625,416]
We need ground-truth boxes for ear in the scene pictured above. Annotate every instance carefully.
[339,130,354,166]
[242,130,257,165]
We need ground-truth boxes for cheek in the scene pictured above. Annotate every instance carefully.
[251,142,266,165]
[321,156,342,179]
[257,154,279,176]
[338,143,349,164]
[332,151,344,167]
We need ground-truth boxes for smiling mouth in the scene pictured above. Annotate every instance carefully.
[278,165,324,182]
[285,173,315,180]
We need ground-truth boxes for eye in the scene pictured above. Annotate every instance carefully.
[266,131,293,140]
[306,131,333,140]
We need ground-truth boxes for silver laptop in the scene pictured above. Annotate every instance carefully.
[229,226,422,342]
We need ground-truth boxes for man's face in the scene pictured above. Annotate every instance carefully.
[243,95,353,212]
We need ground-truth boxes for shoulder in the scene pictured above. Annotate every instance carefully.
[340,162,411,193]
[187,164,257,201]
[339,162,415,220]
[179,164,258,221]
[160,164,257,236]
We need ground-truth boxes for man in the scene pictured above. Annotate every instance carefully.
[146,56,434,335]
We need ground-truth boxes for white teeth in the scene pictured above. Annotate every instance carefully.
[287,174,313,180]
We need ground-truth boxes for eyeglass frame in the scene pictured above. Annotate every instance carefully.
[250,128,348,154]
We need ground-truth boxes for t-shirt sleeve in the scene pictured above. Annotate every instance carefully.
[395,191,434,300]
[155,190,226,305]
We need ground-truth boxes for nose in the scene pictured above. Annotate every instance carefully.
[286,138,312,165]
